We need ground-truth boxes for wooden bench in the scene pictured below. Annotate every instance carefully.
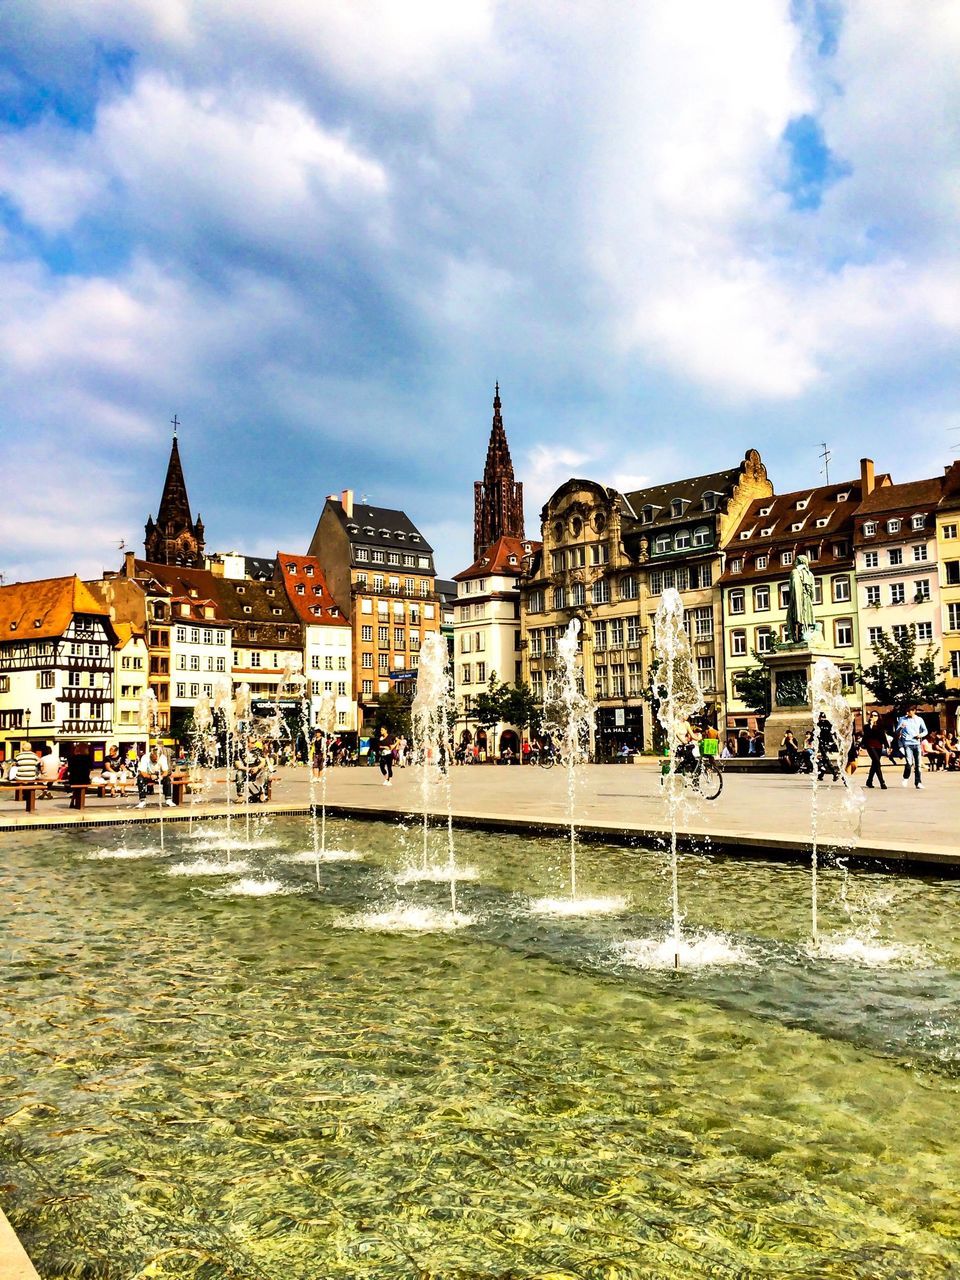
[68,785,90,810]
[1,782,45,813]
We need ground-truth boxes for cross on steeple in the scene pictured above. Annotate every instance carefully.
[171,413,180,438]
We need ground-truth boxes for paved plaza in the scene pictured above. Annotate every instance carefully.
[2,760,957,868]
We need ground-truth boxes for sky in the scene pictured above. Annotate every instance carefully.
[0,0,958,584]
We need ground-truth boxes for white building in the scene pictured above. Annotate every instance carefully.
[452,536,536,756]
[275,552,354,732]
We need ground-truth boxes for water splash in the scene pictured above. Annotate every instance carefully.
[528,895,627,918]
[617,933,754,970]
[539,617,594,901]
[395,863,480,885]
[809,658,855,945]
[651,588,704,967]
[86,846,165,861]
[810,936,925,968]
[280,849,362,864]
[210,878,295,897]
[340,904,476,932]
[168,857,250,877]
[411,632,458,913]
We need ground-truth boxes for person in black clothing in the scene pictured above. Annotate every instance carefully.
[815,713,841,781]
[862,711,888,790]
[378,727,394,785]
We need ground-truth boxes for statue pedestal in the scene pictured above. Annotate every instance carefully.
[761,638,847,749]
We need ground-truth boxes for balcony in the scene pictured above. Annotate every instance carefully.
[61,719,112,735]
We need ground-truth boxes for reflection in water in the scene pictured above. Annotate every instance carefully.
[1,817,959,1280]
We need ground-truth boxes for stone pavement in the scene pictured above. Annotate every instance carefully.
[2,760,957,869]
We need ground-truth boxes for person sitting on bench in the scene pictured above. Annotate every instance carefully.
[136,746,173,808]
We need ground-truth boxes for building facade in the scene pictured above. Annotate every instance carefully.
[274,552,354,733]
[308,490,440,728]
[144,432,205,568]
[473,384,525,561]
[936,461,960,726]
[0,577,118,762]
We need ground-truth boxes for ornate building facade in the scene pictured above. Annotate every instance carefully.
[144,433,206,567]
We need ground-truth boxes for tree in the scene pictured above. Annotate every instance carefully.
[857,628,948,711]
[734,656,772,718]
[372,689,412,742]
[500,681,542,739]
[471,673,509,732]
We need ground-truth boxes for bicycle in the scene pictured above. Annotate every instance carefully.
[665,748,723,800]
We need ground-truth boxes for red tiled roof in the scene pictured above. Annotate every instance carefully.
[454,536,541,581]
[854,477,943,516]
[0,576,114,641]
[133,560,230,621]
[274,551,349,627]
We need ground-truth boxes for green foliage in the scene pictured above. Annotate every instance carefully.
[856,628,948,711]
[371,689,412,741]
[467,674,542,737]
[734,655,772,718]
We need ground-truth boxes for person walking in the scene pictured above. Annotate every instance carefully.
[895,705,928,789]
[861,712,888,790]
[377,727,395,786]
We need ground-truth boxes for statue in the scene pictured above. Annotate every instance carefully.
[785,554,816,644]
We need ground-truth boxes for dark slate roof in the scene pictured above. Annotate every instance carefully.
[243,555,276,581]
[332,501,434,555]
[624,466,742,528]
[212,577,301,643]
[435,579,457,601]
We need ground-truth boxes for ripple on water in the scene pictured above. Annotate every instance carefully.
[167,857,250,877]
[280,848,363,863]
[810,934,926,968]
[617,931,755,970]
[394,863,479,884]
[196,836,280,853]
[340,904,476,932]
[528,895,628,917]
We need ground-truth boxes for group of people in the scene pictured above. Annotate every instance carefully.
[721,729,765,758]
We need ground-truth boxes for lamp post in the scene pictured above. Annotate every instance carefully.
[24,708,31,751]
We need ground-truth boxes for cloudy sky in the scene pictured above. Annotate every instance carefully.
[1,0,958,583]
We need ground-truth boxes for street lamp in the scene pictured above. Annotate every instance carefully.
[24,708,31,748]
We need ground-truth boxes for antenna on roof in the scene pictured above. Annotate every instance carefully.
[118,539,127,551]
[819,442,831,484]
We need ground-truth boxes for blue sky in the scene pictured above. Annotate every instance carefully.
[0,0,958,583]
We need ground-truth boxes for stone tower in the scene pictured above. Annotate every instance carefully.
[473,383,525,561]
[144,433,205,567]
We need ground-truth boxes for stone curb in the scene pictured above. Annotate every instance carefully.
[0,1207,40,1280]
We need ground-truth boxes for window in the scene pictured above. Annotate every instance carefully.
[839,666,856,693]
[943,524,958,539]
[692,525,710,547]
[378,653,389,672]
[753,585,770,611]
[780,550,793,567]
[362,653,373,668]
[654,533,671,554]
[865,585,881,606]
[620,576,638,600]
[590,543,610,565]
[913,544,928,562]
[379,626,389,645]
[729,628,747,656]
[778,582,790,609]
[176,682,186,698]
[41,702,54,722]
[674,529,691,550]
[594,666,608,698]
[373,575,384,592]
[462,665,472,685]
[867,626,883,647]
[889,549,903,567]
[610,618,624,648]
[892,624,909,643]
[756,555,768,571]
[592,578,610,605]
[863,551,879,569]
[914,580,931,603]
[554,586,566,610]
[945,561,960,587]
[916,621,933,643]
[568,582,584,607]
[912,515,926,531]
[887,519,901,534]
[947,603,960,632]
[834,618,853,647]
[628,662,642,696]
[697,656,715,690]
[362,679,373,696]
[371,550,385,564]
[832,576,851,603]
[728,558,743,574]
[528,590,544,613]
[37,670,54,689]
[216,657,225,672]
[610,665,624,696]
[729,589,745,615]
[176,626,187,643]
[476,663,486,683]
[690,606,712,638]
[890,583,905,605]
[394,627,404,648]
[951,652,960,679]
[755,627,773,654]
[593,620,607,652]
[190,683,199,698]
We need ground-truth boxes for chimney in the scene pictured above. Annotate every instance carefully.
[340,488,354,518]
[124,550,136,578]
[860,458,875,497]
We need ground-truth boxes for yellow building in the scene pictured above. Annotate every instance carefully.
[936,460,960,726]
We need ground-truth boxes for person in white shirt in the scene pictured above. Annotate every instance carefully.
[136,746,173,807]
[38,749,62,798]
[895,706,928,789]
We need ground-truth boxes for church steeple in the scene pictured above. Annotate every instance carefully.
[144,427,206,567]
[473,383,525,561]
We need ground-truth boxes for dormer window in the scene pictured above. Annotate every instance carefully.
[642,505,655,523]
[729,558,743,573]
[759,506,773,517]
[739,530,752,540]
[702,493,716,512]
[272,608,282,616]
[347,524,359,534]
[832,541,848,557]
[287,563,297,573]
[265,587,275,596]
[363,526,374,536]
[790,522,804,532]
[411,534,421,543]
[756,554,768,570]
[304,566,313,576]
[329,608,340,617]
[887,518,901,534]
[296,584,305,595]
[761,526,774,537]
[237,586,245,595]
[836,491,849,502]
[396,532,406,541]
[243,605,252,614]
[311,606,321,615]
[796,497,810,511]
[508,555,518,565]
[911,514,925,530]
[863,521,877,536]
[815,517,830,528]
[671,498,687,518]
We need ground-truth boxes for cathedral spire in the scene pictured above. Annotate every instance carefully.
[144,428,206,567]
[473,384,525,561]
